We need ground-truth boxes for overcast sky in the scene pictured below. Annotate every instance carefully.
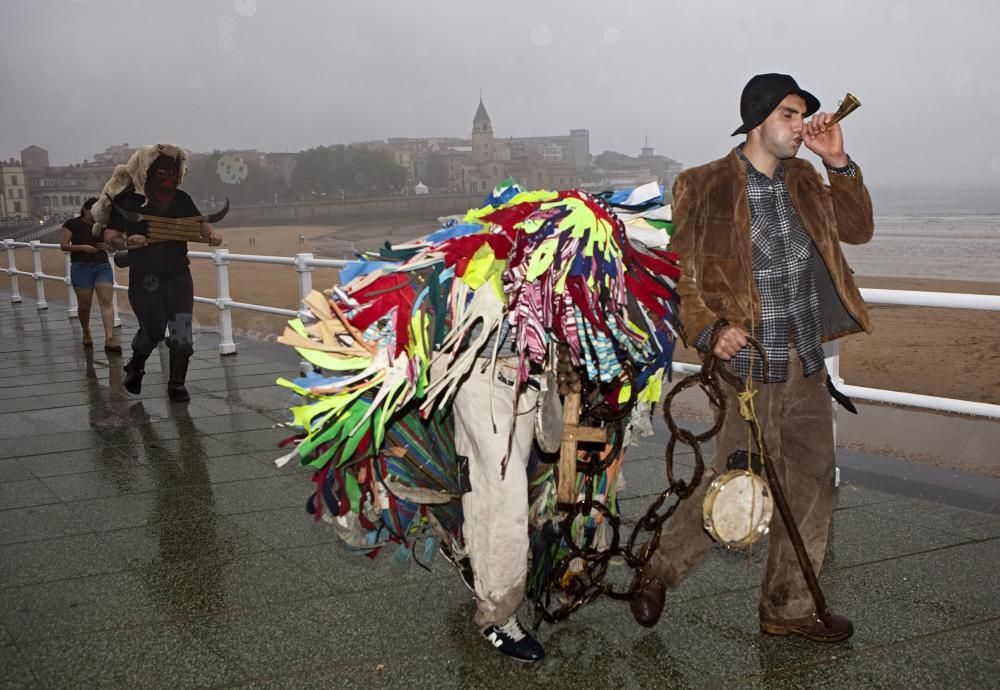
[2,0,999,186]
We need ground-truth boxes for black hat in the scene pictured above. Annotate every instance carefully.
[731,73,820,136]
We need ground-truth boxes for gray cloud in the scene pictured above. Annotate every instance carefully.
[2,0,999,185]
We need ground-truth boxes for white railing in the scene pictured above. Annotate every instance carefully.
[0,240,348,357]
[3,238,999,421]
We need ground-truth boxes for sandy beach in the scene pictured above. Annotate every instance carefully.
[17,221,1000,408]
[672,275,1000,406]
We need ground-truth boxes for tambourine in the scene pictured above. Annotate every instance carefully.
[702,469,773,548]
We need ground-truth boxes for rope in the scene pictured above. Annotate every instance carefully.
[739,264,765,557]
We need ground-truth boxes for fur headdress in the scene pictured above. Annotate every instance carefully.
[91,143,187,236]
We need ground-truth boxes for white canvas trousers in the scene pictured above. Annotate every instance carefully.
[453,360,538,628]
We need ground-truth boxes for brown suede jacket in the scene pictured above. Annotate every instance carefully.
[671,148,875,346]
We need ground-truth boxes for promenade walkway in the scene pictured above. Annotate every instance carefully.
[2,291,999,689]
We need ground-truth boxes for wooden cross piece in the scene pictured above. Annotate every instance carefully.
[558,391,609,504]
[144,216,212,244]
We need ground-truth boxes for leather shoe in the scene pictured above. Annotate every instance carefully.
[629,571,666,628]
[760,610,853,643]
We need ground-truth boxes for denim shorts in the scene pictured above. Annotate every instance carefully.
[70,261,114,290]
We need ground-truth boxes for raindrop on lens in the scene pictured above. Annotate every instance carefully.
[530,24,552,47]
[945,62,974,96]
[217,15,236,35]
[234,0,256,17]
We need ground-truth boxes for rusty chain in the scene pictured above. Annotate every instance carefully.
[532,326,771,623]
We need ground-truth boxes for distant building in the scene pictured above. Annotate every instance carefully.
[589,141,683,195]
[471,100,494,163]
[503,153,579,191]
[26,165,107,218]
[12,144,119,219]
[20,145,49,172]
[503,128,591,170]
[360,137,433,187]
[452,98,583,193]
[13,105,681,210]
[93,143,136,166]
[363,98,590,193]
[391,148,413,175]
[638,141,683,187]
[0,159,29,219]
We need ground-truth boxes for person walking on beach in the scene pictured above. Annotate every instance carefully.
[630,73,874,642]
[59,197,120,352]
[94,144,222,403]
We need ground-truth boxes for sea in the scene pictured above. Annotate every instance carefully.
[845,184,999,283]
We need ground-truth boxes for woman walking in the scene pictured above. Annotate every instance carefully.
[59,197,121,352]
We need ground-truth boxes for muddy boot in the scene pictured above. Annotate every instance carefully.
[123,353,149,395]
[167,351,191,403]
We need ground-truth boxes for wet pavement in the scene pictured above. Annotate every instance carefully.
[2,290,999,689]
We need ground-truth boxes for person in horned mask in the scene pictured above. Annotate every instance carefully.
[92,144,223,402]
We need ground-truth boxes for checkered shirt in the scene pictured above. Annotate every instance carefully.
[696,145,856,382]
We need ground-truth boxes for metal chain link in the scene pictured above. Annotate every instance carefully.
[532,327,764,623]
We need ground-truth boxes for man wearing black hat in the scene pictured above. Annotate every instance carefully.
[630,74,874,642]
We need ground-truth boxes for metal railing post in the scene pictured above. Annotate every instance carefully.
[294,252,316,375]
[111,286,122,327]
[823,339,842,487]
[3,239,22,303]
[29,241,47,310]
[64,252,78,317]
[294,253,315,320]
[214,248,237,355]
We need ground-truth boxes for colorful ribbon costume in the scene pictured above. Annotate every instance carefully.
[274,180,681,601]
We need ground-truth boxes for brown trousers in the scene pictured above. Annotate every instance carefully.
[649,349,836,619]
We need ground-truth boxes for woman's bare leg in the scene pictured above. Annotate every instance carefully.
[94,282,117,345]
[76,288,93,344]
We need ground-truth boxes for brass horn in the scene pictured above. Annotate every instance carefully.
[823,93,861,130]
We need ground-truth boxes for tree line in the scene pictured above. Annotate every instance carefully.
[183,145,409,207]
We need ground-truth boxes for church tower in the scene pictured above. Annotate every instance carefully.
[471,96,494,163]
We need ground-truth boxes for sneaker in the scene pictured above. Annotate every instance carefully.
[439,544,476,595]
[481,615,545,662]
